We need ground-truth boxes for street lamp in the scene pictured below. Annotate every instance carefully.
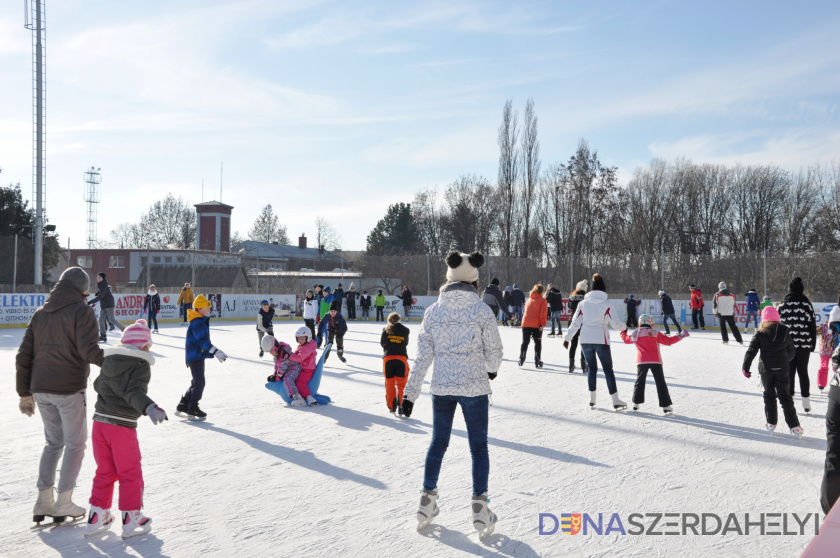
[13,223,56,292]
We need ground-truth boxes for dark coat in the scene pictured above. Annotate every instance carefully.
[93,346,156,429]
[778,292,817,351]
[660,294,675,315]
[745,291,760,312]
[743,322,796,374]
[508,288,526,307]
[567,291,585,317]
[398,288,413,307]
[16,281,104,397]
[333,288,345,302]
[624,297,641,317]
[257,307,275,331]
[89,279,115,309]
[381,322,410,357]
[482,284,512,318]
[143,292,161,313]
[318,312,348,339]
[359,295,372,309]
[345,290,358,305]
[545,288,564,313]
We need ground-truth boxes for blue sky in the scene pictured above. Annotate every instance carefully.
[1,0,839,250]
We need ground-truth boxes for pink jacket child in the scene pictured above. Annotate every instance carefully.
[817,305,840,390]
[261,326,319,407]
[619,314,688,414]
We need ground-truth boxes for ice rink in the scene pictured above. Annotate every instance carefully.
[0,319,829,557]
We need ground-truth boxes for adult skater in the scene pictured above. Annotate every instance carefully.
[177,283,194,327]
[778,277,817,413]
[689,284,705,330]
[397,285,413,320]
[567,280,588,373]
[88,272,125,342]
[624,294,641,328]
[143,284,161,334]
[744,289,760,333]
[564,273,629,410]
[401,251,503,539]
[545,284,564,337]
[345,283,358,320]
[481,278,512,324]
[659,290,681,335]
[333,283,345,314]
[508,284,526,326]
[16,267,105,525]
[713,281,743,345]
[520,284,548,368]
[823,348,840,514]
[302,289,318,340]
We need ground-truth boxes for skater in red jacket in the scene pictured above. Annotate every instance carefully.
[620,314,688,414]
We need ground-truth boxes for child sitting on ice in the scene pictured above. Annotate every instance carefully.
[620,313,688,415]
[817,302,840,393]
[262,326,319,407]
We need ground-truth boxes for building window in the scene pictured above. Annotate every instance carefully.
[76,256,92,268]
[153,257,161,263]
[164,256,172,263]
[140,256,148,267]
[177,256,186,263]
[109,256,126,268]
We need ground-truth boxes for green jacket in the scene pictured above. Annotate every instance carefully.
[374,294,386,307]
[759,300,773,310]
[93,345,156,429]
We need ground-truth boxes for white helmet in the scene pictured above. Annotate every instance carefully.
[295,326,312,343]
[261,334,277,354]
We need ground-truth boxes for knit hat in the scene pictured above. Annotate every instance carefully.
[122,319,152,349]
[763,295,770,301]
[97,272,107,280]
[445,251,484,283]
[718,281,727,290]
[689,284,696,289]
[830,306,840,324]
[491,277,499,286]
[193,294,211,309]
[330,301,339,311]
[324,286,332,293]
[789,277,804,293]
[658,290,665,296]
[261,300,269,306]
[513,283,519,289]
[761,306,780,322]
[591,273,606,292]
[629,294,635,298]
[505,286,511,291]
[58,267,91,294]
[575,280,588,292]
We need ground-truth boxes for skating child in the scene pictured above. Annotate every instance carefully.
[817,303,840,392]
[175,295,227,421]
[256,300,275,358]
[759,295,773,311]
[85,320,168,539]
[262,328,319,407]
[303,290,318,340]
[742,306,803,439]
[374,289,386,322]
[318,301,348,363]
[381,312,410,414]
[359,290,372,321]
[620,314,688,414]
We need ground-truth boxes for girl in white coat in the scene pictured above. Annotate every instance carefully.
[565,273,629,410]
[401,251,503,540]
[302,290,318,340]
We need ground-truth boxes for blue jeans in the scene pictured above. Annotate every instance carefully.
[662,314,681,334]
[550,311,563,335]
[581,344,618,394]
[181,302,192,322]
[147,308,158,330]
[513,305,524,324]
[424,394,489,496]
[745,309,758,328]
[185,360,206,407]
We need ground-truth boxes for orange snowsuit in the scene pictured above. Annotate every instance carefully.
[381,322,411,410]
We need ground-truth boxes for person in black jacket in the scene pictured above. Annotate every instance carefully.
[566,280,588,373]
[381,312,411,414]
[659,290,681,335]
[359,290,372,321]
[318,301,347,363]
[508,284,526,326]
[88,272,125,342]
[545,284,564,337]
[256,300,275,357]
[345,283,358,320]
[502,287,512,326]
[624,294,641,328]
[333,284,345,314]
[778,277,817,413]
[482,278,512,325]
[397,285,413,320]
[823,348,840,514]
[143,285,161,333]
[742,306,802,438]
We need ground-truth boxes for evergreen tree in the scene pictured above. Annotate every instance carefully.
[249,204,289,244]
[366,203,422,255]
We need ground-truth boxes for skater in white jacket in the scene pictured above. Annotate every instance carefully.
[401,251,503,540]
[565,273,629,411]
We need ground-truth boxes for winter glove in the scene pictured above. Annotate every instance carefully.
[267,375,277,382]
[19,396,35,417]
[401,399,414,418]
[488,372,497,380]
[267,328,274,337]
[679,330,690,339]
[210,346,227,363]
[563,340,569,349]
[743,369,751,379]
[145,403,168,424]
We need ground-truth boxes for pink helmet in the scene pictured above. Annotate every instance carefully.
[761,305,780,322]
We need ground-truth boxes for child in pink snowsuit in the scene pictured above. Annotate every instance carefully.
[620,314,688,414]
[262,326,318,407]
[817,304,840,391]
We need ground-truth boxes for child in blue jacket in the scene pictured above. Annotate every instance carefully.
[318,301,348,363]
[175,295,227,420]
[745,289,760,332]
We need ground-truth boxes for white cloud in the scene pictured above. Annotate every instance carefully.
[362,126,496,169]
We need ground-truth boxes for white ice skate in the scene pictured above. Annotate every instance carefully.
[632,403,640,411]
[121,510,151,539]
[290,395,306,407]
[471,494,497,540]
[663,406,674,415]
[52,489,85,523]
[611,392,627,411]
[791,426,804,440]
[766,423,777,436]
[589,391,596,410]
[305,395,319,407]
[84,505,114,537]
[802,397,811,413]
[32,487,55,526]
[416,489,439,531]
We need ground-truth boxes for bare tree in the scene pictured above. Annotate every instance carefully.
[519,98,540,258]
[412,186,445,256]
[497,99,519,258]
[314,216,342,252]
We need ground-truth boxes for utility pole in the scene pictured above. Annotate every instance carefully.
[25,0,46,284]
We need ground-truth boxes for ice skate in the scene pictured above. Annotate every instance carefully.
[259,349,264,358]
[766,423,777,436]
[547,333,555,338]
[632,403,640,411]
[611,392,627,411]
[568,360,575,374]
[390,397,398,414]
[663,406,674,415]
[589,391,596,410]
[471,493,497,540]
[416,489,439,531]
[305,395,319,407]
[153,329,159,334]
[791,426,804,440]
[187,405,207,421]
[52,489,85,523]
[174,397,189,417]
[84,505,114,537]
[518,352,525,367]
[535,360,543,368]
[121,510,151,539]
[338,354,347,363]
[98,335,107,344]
[32,487,55,526]
[290,395,306,407]
[802,397,811,413]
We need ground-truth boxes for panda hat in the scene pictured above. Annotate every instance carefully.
[445,251,485,283]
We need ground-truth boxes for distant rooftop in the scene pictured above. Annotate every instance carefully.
[194,200,234,208]
[232,241,350,264]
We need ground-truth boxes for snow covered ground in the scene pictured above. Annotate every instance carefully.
[0,320,828,557]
